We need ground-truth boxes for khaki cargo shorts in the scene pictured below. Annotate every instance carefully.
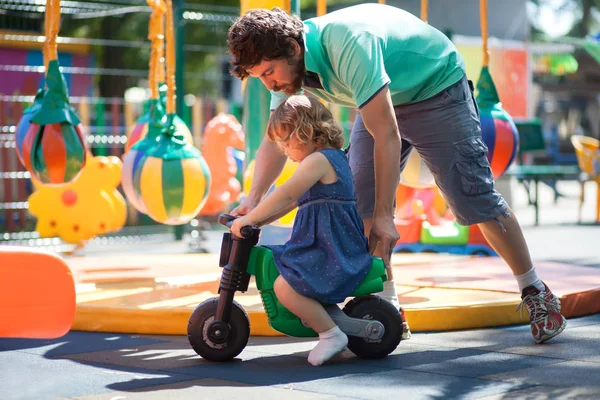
[347,75,509,226]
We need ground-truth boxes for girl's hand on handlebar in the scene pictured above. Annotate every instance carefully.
[230,215,254,238]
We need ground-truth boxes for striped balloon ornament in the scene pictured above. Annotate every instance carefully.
[15,60,88,185]
[15,89,44,166]
[480,108,519,178]
[122,147,150,214]
[123,124,211,225]
[122,100,166,213]
[22,122,87,185]
[126,114,193,153]
[476,66,519,178]
[125,85,194,153]
[136,153,211,225]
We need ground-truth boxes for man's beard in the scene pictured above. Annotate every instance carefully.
[274,55,305,95]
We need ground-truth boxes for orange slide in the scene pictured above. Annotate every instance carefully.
[0,246,76,339]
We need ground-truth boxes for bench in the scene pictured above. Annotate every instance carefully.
[505,164,580,225]
[504,119,581,225]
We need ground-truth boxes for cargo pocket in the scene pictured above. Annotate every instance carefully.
[454,136,495,196]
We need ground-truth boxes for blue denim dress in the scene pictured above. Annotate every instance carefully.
[267,148,372,304]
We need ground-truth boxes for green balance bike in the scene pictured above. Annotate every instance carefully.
[187,213,404,362]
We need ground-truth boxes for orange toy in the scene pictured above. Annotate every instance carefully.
[199,113,245,216]
[395,183,446,225]
[394,199,427,243]
[0,246,76,339]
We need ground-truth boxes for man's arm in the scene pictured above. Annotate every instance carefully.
[247,135,288,200]
[232,134,287,215]
[359,86,402,261]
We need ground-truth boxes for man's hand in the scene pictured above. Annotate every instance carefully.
[230,195,260,216]
[368,215,400,267]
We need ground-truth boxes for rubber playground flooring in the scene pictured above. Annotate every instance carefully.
[66,250,600,336]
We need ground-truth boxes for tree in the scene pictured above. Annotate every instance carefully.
[527,0,600,39]
[573,0,599,36]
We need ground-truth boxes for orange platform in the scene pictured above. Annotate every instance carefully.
[1,246,76,339]
[64,251,600,336]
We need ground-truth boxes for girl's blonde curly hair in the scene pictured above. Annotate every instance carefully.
[267,95,344,150]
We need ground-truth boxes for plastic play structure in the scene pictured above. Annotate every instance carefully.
[28,155,127,245]
[0,246,76,339]
[393,184,496,256]
[187,214,404,362]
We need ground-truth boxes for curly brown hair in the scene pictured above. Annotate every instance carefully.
[227,7,304,80]
[267,95,345,150]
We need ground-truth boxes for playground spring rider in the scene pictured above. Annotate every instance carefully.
[187,214,404,362]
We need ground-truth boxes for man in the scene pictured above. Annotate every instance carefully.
[227,3,566,343]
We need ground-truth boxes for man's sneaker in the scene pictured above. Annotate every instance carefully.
[516,282,567,344]
[399,307,412,340]
[380,295,412,340]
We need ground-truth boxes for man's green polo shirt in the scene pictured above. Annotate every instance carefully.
[270,3,466,110]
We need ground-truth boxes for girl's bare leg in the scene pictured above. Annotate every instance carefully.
[274,276,348,366]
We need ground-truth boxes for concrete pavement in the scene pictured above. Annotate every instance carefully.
[1,313,599,399]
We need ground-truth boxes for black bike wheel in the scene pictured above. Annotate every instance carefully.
[343,295,403,359]
[187,297,250,362]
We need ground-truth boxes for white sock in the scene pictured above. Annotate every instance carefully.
[377,280,400,309]
[307,326,348,366]
[515,267,544,292]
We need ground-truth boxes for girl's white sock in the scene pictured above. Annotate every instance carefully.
[307,326,348,366]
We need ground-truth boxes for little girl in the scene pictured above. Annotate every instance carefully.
[231,95,373,366]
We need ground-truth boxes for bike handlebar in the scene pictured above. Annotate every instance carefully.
[218,213,254,238]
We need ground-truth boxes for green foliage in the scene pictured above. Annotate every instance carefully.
[528,0,600,39]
